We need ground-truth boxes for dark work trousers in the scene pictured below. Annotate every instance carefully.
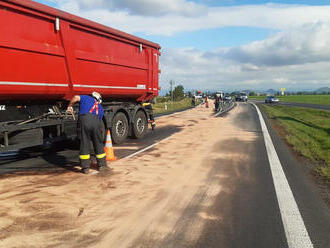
[78,114,106,169]
[144,104,155,122]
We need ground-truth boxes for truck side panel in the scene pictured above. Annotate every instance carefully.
[0,3,69,99]
[69,24,150,98]
[0,0,160,102]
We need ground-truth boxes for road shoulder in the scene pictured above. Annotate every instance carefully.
[257,103,330,248]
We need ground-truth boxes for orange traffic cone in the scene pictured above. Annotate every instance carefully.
[104,130,117,161]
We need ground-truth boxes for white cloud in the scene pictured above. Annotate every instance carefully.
[74,0,207,17]
[160,23,330,91]
[220,22,330,66]
[52,1,330,36]
[273,78,289,84]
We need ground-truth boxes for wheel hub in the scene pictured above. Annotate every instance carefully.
[136,117,145,133]
[116,120,125,136]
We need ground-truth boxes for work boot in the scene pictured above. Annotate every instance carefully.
[99,166,110,173]
[97,157,107,167]
[151,121,156,130]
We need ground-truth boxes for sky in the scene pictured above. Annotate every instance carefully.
[36,0,330,92]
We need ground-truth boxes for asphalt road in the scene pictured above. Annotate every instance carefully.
[138,103,330,248]
[253,99,330,111]
[0,123,182,175]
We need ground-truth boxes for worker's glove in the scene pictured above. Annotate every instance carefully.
[67,106,74,114]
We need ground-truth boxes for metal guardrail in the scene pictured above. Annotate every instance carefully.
[214,100,236,117]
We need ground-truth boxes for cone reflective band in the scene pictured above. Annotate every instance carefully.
[104,130,117,161]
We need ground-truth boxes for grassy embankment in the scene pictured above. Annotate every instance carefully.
[261,105,330,181]
[250,95,330,105]
[153,97,197,115]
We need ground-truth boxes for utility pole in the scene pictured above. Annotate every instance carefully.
[170,80,174,103]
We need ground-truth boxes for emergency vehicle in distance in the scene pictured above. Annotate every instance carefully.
[0,0,161,152]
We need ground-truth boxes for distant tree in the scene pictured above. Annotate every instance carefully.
[173,85,184,101]
[249,91,255,96]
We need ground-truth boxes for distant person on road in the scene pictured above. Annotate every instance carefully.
[214,95,220,111]
[67,92,109,174]
[191,96,196,107]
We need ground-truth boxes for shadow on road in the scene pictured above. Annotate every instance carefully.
[0,125,183,176]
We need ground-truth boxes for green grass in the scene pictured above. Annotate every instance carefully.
[153,98,196,115]
[250,95,330,105]
[261,105,330,181]
[249,95,267,100]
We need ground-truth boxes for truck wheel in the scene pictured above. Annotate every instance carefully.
[111,112,128,144]
[132,110,148,139]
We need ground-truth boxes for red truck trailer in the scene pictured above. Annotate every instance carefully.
[0,0,161,152]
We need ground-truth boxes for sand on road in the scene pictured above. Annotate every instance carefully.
[0,102,258,248]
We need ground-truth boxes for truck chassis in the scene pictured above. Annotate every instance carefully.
[0,102,153,153]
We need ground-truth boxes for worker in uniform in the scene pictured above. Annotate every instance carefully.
[205,96,209,108]
[142,101,156,130]
[67,92,108,174]
[214,95,220,111]
[191,96,196,107]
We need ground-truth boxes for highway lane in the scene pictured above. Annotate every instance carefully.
[139,102,330,248]
[253,99,330,111]
[151,102,287,248]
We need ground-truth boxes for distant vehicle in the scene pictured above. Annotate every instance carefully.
[265,96,279,104]
[235,92,248,102]
[224,95,232,101]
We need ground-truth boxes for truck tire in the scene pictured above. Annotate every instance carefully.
[111,112,128,144]
[132,110,148,139]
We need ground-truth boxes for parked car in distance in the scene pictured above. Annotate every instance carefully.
[224,95,232,101]
[235,92,248,102]
[265,96,279,104]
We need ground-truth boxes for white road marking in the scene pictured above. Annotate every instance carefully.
[252,103,314,248]
[123,136,172,159]
[122,107,194,159]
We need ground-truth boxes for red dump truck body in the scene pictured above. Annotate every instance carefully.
[0,0,161,102]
